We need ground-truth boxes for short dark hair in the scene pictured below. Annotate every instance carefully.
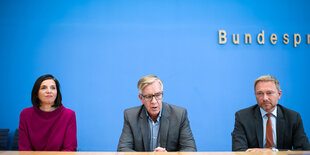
[31,74,62,108]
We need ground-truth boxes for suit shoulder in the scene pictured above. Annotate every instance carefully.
[277,104,300,117]
[124,105,142,113]
[165,103,186,112]
[123,105,144,117]
[164,103,188,119]
[235,104,259,117]
[236,105,258,114]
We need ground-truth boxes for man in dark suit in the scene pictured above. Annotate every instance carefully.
[232,75,310,152]
[117,75,196,152]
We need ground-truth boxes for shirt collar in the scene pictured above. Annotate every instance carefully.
[260,105,277,117]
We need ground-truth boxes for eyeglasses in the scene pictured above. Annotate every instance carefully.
[140,92,163,102]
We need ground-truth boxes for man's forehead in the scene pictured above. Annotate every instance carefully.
[142,82,162,93]
[255,81,277,90]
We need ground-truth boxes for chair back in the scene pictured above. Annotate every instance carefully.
[0,129,9,150]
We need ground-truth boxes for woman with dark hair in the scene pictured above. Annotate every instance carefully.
[19,74,77,151]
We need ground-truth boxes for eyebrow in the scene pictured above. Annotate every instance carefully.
[40,84,56,87]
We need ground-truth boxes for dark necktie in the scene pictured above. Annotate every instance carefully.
[266,113,274,148]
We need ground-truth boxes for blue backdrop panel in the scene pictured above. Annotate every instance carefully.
[0,0,309,151]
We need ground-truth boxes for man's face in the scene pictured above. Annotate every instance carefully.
[139,81,163,119]
[255,81,282,113]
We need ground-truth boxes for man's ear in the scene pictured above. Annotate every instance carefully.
[138,94,143,101]
[278,90,282,99]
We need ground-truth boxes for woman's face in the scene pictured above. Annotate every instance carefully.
[38,79,57,105]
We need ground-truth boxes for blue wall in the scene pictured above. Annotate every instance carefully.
[0,0,309,151]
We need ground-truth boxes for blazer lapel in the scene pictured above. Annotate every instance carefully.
[159,103,169,149]
[276,105,285,149]
[254,106,263,148]
[139,107,150,151]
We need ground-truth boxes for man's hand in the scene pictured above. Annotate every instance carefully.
[154,147,167,152]
[246,148,272,152]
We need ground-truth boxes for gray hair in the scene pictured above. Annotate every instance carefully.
[137,75,163,94]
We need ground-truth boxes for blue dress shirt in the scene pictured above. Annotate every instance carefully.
[145,107,162,151]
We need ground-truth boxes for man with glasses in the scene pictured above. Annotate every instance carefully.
[232,75,310,152]
[117,75,196,152]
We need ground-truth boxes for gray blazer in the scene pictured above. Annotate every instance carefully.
[117,102,197,152]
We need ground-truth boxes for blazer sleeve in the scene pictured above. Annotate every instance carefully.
[62,111,77,151]
[292,113,310,150]
[18,111,33,151]
[178,109,197,152]
[232,112,248,151]
[117,111,136,152]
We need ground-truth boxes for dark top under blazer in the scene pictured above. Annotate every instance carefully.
[232,104,310,151]
[117,102,197,152]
